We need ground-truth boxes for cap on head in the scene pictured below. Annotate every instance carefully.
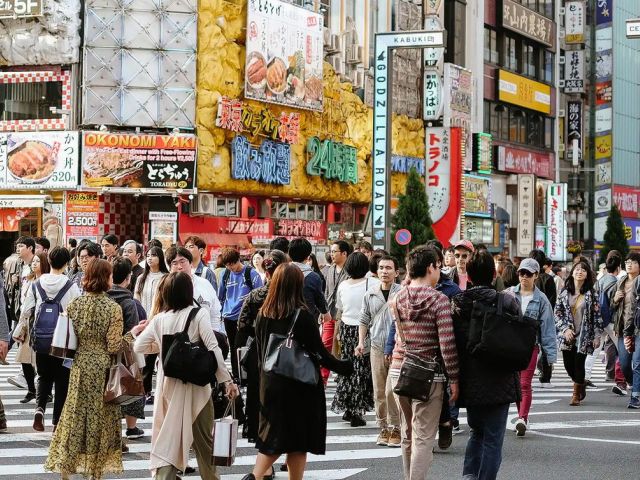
[453,239,475,253]
[518,258,540,274]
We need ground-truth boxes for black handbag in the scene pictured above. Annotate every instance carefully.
[390,298,440,402]
[161,307,219,387]
[263,309,319,385]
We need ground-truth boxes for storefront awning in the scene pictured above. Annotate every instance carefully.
[0,195,48,209]
[180,232,252,249]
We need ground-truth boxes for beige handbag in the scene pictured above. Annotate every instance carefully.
[103,351,145,406]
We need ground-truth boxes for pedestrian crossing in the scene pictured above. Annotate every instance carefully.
[0,350,614,479]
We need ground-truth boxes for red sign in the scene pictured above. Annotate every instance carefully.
[496,146,552,179]
[66,192,100,242]
[395,229,412,245]
[276,219,326,240]
[613,186,640,218]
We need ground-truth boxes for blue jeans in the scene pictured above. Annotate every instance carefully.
[618,335,640,397]
[463,403,510,480]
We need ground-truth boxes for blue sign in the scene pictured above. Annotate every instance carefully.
[596,0,612,25]
[623,218,640,248]
[231,135,290,185]
[395,229,412,245]
[390,155,425,175]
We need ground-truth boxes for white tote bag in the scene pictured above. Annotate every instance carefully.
[49,313,77,359]
[212,401,238,467]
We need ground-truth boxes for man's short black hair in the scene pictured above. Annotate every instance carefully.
[288,238,313,263]
[16,236,35,253]
[78,242,102,258]
[378,255,399,271]
[48,246,71,270]
[269,237,290,253]
[357,240,373,252]
[369,253,382,275]
[112,257,133,285]
[165,246,192,264]
[543,257,553,268]
[69,239,77,248]
[344,252,370,279]
[35,237,50,251]
[626,251,640,264]
[529,249,546,267]
[334,240,353,255]
[406,246,438,279]
[427,244,443,264]
[467,249,496,286]
[102,234,119,246]
[426,239,443,251]
[606,255,621,273]
[147,239,163,250]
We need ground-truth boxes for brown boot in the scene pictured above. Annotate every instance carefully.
[570,383,580,406]
[578,382,587,401]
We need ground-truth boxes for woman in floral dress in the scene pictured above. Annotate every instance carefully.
[45,259,142,479]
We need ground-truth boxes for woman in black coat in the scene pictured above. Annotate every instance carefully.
[241,264,353,480]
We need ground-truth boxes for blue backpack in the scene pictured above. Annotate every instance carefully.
[30,280,73,354]
[599,281,616,328]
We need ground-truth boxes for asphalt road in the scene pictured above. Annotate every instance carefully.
[1,350,638,480]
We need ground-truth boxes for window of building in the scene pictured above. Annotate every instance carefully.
[270,202,326,221]
[509,109,526,144]
[504,35,518,71]
[216,198,239,217]
[544,117,553,149]
[528,114,542,146]
[523,43,536,77]
[368,0,379,68]
[543,51,554,83]
[484,28,498,64]
[319,0,331,28]
[445,0,466,66]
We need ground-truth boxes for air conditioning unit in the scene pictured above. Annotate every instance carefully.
[190,194,215,216]
[330,34,341,52]
[328,55,341,71]
[347,46,363,65]
[559,56,566,65]
[353,71,364,89]
[558,109,566,117]
[323,27,332,46]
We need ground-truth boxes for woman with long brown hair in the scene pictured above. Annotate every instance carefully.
[242,264,353,480]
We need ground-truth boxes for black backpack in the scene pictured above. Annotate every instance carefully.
[467,292,539,372]
[31,280,73,354]
[219,266,254,304]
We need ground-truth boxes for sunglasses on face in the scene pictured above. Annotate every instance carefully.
[454,253,469,260]
[518,270,534,278]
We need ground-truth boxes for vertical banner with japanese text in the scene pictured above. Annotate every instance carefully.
[65,192,100,243]
[517,174,536,257]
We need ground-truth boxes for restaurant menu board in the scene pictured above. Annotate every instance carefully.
[0,132,79,189]
[149,211,178,250]
[245,0,324,112]
[81,132,197,190]
[65,192,100,243]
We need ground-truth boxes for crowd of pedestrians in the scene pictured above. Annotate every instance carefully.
[1,233,639,480]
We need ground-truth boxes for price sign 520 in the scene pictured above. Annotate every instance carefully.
[68,216,97,227]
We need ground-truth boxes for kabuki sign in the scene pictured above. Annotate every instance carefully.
[373,30,444,249]
[546,184,567,262]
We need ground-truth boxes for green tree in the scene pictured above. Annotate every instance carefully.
[391,166,436,265]
[600,204,629,262]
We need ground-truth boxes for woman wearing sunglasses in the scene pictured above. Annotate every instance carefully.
[554,260,603,406]
[508,259,557,436]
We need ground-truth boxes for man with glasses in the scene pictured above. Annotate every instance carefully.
[448,240,474,291]
[71,242,101,294]
[611,252,640,407]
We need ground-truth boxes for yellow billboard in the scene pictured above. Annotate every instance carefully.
[497,70,551,114]
[595,134,612,159]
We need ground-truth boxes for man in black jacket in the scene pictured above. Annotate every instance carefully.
[289,238,330,323]
[451,249,521,480]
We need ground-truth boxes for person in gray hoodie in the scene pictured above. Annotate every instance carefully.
[355,255,402,447]
[22,247,81,432]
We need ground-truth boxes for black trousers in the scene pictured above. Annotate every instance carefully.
[143,353,158,395]
[562,346,587,384]
[537,349,554,383]
[224,319,239,379]
[22,363,36,393]
[35,354,70,425]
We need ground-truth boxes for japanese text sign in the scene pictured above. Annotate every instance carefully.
[276,219,326,240]
[0,132,79,189]
[498,70,551,114]
[0,0,42,18]
[546,184,566,261]
[517,174,536,257]
[423,68,443,121]
[567,101,583,162]
[502,0,554,48]
[596,82,612,105]
[474,133,492,174]
[245,0,324,112]
[465,218,494,245]
[622,218,640,247]
[565,1,585,44]
[564,50,585,93]
[232,135,291,185]
[426,127,451,223]
[81,133,197,190]
[391,155,425,175]
[614,186,640,218]
[464,175,492,217]
[307,137,358,184]
[65,192,100,243]
[443,64,473,170]
[497,146,552,179]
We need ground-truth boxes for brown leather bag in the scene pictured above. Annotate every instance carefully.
[103,351,145,406]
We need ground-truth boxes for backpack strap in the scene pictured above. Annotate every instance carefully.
[496,292,505,316]
[244,266,253,289]
[183,307,201,333]
[220,268,231,304]
[35,280,49,302]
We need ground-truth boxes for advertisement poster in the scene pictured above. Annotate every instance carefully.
[498,70,551,114]
[464,175,492,217]
[596,53,613,79]
[596,82,613,105]
[595,135,612,159]
[244,0,324,112]
[517,174,536,257]
[149,211,178,250]
[66,192,100,243]
[596,161,612,186]
[595,107,612,133]
[614,186,640,218]
[596,27,613,52]
[81,133,197,190]
[546,184,567,261]
[443,64,473,170]
[623,218,640,247]
[565,1,585,44]
[0,131,79,189]
[497,146,552,179]
[596,0,612,25]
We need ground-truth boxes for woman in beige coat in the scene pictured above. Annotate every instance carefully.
[132,272,238,480]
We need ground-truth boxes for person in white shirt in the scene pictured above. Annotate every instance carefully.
[165,246,223,333]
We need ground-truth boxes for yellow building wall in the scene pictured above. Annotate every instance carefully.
[196,1,424,203]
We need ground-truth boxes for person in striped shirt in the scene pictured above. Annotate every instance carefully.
[389,246,459,480]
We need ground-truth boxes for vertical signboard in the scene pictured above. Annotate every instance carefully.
[443,64,473,170]
[65,192,100,243]
[474,133,492,174]
[546,184,567,261]
[564,50,585,93]
[565,1,585,44]
[596,0,613,25]
[423,68,443,120]
[426,127,450,223]
[567,100,582,162]
[517,174,536,257]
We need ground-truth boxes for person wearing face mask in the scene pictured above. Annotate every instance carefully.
[508,259,557,436]
[448,240,474,291]
[554,260,603,406]
[121,240,144,294]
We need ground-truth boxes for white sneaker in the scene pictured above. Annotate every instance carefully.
[515,418,527,437]
[7,374,27,389]
[539,382,554,389]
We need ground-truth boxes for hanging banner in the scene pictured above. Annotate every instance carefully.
[565,1,586,44]
[244,0,324,112]
[596,27,613,52]
[564,50,585,93]
[463,175,492,217]
[423,68,443,120]
[65,192,100,243]
[465,218,494,245]
[596,53,613,79]
[443,64,473,170]
[614,186,640,218]
[517,174,536,257]
[567,100,583,162]
[474,133,492,174]
[546,184,567,261]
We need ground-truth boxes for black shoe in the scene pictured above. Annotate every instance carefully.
[20,391,36,403]
[342,412,352,422]
[241,475,256,480]
[350,415,366,427]
[146,394,154,405]
[177,465,196,475]
[33,408,45,432]
[126,427,145,439]
[585,380,597,389]
[280,464,288,472]
[264,465,276,480]
[438,422,453,450]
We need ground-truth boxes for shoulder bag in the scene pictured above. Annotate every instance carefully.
[103,351,145,405]
[263,308,319,385]
[389,297,440,402]
[161,307,219,387]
